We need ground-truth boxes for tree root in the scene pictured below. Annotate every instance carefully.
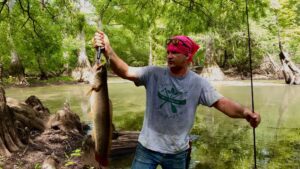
[0,87,47,156]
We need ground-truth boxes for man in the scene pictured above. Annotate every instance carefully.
[93,31,261,169]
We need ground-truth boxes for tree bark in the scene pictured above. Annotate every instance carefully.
[9,50,29,86]
[0,63,3,83]
[71,30,92,82]
[0,87,24,156]
[0,87,52,157]
[37,56,48,80]
[221,50,228,68]
[200,36,225,80]
[6,8,29,86]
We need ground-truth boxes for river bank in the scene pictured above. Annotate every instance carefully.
[1,72,287,89]
[2,79,299,168]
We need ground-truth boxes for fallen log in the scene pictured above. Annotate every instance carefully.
[110,131,139,157]
[279,51,300,84]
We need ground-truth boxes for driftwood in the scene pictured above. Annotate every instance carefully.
[80,131,139,169]
[279,51,300,84]
[260,53,282,79]
[111,131,139,157]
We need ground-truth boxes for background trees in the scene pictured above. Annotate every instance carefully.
[0,0,299,83]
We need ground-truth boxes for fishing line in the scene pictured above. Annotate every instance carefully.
[245,0,257,168]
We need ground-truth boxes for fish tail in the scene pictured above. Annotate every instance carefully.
[95,152,109,167]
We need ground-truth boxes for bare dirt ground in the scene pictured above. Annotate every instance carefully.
[0,123,96,169]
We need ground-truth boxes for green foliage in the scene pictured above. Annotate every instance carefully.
[113,111,144,131]
[261,129,300,169]
[268,0,300,63]
[0,0,299,79]
[34,163,42,169]
[192,112,253,169]
[64,148,82,167]
[2,76,16,85]
[70,148,82,157]
[27,76,74,84]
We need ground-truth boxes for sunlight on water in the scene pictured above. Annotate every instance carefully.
[5,80,300,169]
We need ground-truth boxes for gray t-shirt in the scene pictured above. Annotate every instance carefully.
[134,66,223,154]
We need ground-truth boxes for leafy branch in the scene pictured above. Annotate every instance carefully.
[0,0,8,16]
[18,0,41,37]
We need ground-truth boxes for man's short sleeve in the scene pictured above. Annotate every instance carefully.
[132,66,156,87]
[198,79,223,107]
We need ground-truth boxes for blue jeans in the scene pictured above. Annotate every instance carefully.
[131,142,189,169]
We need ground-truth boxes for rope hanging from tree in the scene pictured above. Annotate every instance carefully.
[245,0,257,168]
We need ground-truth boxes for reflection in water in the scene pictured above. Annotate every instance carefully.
[276,86,293,138]
[277,85,300,129]
[4,82,300,168]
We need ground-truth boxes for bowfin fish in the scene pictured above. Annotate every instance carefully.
[89,63,112,168]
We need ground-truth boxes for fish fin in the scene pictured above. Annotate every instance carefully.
[95,152,109,167]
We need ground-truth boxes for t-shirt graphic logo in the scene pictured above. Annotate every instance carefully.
[158,87,186,113]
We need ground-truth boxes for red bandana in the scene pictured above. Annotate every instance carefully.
[167,35,200,62]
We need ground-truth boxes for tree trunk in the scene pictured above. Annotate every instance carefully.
[9,50,29,86]
[200,36,225,80]
[273,3,300,84]
[0,86,53,157]
[63,51,71,76]
[0,63,3,83]
[259,53,282,79]
[6,5,29,86]
[37,56,48,80]
[71,30,92,82]
[0,88,25,156]
[279,51,300,84]
[221,50,228,68]
[77,31,91,68]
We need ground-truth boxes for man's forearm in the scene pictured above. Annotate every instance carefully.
[106,49,128,78]
[213,97,261,128]
[105,47,138,81]
[213,97,246,118]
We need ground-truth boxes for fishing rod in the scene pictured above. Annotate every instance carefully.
[245,0,257,168]
[97,46,103,64]
[96,19,104,64]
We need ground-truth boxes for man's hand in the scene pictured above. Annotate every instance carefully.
[93,31,112,58]
[243,109,261,128]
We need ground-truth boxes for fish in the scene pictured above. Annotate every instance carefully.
[89,63,112,168]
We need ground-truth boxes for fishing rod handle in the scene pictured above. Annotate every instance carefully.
[97,46,102,64]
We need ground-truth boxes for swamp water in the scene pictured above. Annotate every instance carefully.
[5,80,300,169]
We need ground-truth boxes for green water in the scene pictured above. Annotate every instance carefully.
[5,80,300,169]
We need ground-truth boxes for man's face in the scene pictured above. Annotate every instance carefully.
[167,51,188,69]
